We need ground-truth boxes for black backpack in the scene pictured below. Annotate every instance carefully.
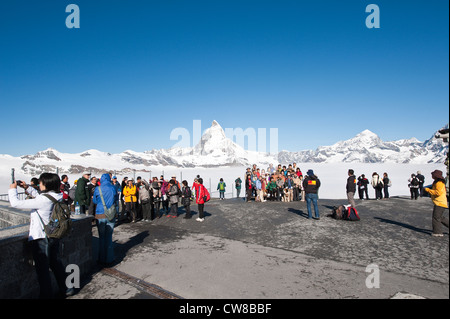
[331,205,360,221]
[185,187,192,199]
[343,207,360,221]
[38,194,73,239]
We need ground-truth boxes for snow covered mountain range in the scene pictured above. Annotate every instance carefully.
[279,127,448,164]
[0,121,448,177]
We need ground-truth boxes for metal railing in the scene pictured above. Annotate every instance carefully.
[0,192,27,202]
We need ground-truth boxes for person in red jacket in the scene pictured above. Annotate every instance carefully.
[192,176,200,201]
[195,178,210,222]
[60,175,71,205]
[245,174,253,202]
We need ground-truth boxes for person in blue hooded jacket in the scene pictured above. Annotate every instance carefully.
[93,173,119,266]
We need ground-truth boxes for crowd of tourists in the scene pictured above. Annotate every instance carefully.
[13,166,446,228]
[63,173,210,224]
[236,163,307,202]
[6,165,448,299]
[233,163,321,219]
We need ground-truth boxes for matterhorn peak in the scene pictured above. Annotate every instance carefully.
[193,120,241,156]
[204,120,226,138]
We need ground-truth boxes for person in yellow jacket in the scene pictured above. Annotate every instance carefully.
[424,170,449,237]
[123,179,138,222]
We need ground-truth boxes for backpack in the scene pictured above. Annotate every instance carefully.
[202,186,211,203]
[39,194,73,239]
[344,206,360,221]
[185,187,192,199]
[98,186,117,222]
[220,182,225,191]
[331,205,360,221]
[411,177,419,187]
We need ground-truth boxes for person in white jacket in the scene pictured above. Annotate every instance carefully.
[371,172,384,200]
[9,173,72,299]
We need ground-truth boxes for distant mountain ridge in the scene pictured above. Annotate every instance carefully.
[1,121,448,176]
[279,125,448,164]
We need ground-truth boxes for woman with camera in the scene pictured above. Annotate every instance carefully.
[9,173,73,299]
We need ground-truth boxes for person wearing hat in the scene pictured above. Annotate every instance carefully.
[167,179,180,218]
[217,178,226,200]
[111,176,121,220]
[302,169,321,220]
[75,172,91,215]
[424,170,449,237]
[92,173,119,265]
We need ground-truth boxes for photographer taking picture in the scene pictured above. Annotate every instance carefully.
[9,173,74,299]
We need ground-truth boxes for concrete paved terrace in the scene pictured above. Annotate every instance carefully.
[71,196,449,299]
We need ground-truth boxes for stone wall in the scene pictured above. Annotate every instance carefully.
[0,206,29,229]
[0,211,94,299]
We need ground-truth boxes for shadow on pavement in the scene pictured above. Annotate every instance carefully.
[374,217,432,235]
[287,208,308,219]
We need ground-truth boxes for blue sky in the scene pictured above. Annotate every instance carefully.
[0,0,448,156]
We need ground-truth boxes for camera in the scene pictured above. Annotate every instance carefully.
[15,180,23,185]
